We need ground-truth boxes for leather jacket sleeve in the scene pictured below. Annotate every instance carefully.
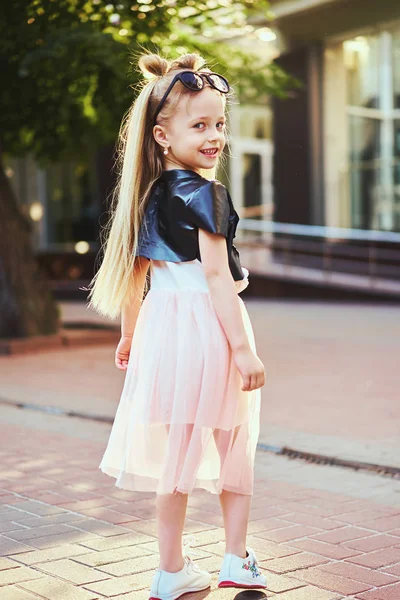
[186,180,230,237]
[136,170,245,282]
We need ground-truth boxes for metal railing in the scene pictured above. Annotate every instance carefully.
[237,219,400,296]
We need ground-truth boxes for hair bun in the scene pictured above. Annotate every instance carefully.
[170,53,206,72]
[138,54,170,78]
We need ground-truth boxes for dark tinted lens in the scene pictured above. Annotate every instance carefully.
[208,74,229,93]
[180,72,204,90]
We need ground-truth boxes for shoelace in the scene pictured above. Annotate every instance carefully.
[182,534,203,558]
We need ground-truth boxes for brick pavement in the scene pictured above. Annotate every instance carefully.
[1,300,399,467]
[0,298,399,598]
[0,409,400,600]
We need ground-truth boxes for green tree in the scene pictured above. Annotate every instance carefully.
[0,0,293,338]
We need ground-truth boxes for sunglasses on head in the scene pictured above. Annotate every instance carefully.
[153,70,230,124]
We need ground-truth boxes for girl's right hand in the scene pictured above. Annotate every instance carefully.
[115,336,133,370]
[233,347,265,391]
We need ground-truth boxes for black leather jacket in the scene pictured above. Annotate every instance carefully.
[137,169,245,281]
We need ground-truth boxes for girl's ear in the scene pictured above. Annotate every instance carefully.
[153,125,169,151]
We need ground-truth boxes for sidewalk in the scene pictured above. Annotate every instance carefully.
[1,298,399,599]
[1,405,400,599]
[1,299,399,467]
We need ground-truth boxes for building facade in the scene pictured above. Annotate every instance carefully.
[9,0,400,267]
[269,0,400,233]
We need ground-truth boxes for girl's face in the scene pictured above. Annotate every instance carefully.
[153,86,226,173]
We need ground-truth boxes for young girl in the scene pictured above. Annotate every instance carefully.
[88,52,266,600]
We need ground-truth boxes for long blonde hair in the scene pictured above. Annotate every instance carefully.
[87,52,225,319]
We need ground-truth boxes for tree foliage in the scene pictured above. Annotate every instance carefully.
[0,0,296,339]
[0,0,294,162]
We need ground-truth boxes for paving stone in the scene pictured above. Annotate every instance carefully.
[313,526,376,545]
[4,523,74,542]
[0,521,26,534]
[20,530,99,550]
[5,501,65,517]
[0,496,26,505]
[180,527,225,548]
[0,511,25,524]
[9,544,92,565]
[102,502,152,516]
[255,525,322,543]
[26,492,76,505]
[319,561,399,586]
[280,512,345,531]
[35,557,110,584]
[11,512,86,527]
[254,539,301,559]
[335,509,398,526]
[1,587,41,600]
[78,532,155,552]
[77,508,141,524]
[57,498,108,511]
[252,504,293,519]
[180,519,219,534]
[0,557,21,570]
[260,552,329,573]
[0,537,34,556]
[74,544,153,567]
[263,571,306,593]
[119,519,158,537]
[390,529,400,537]
[293,566,372,595]
[346,534,400,552]
[96,552,160,576]
[288,538,362,559]
[362,515,400,533]
[265,585,341,599]
[0,565,44,585]
[85,570,152,595]
[247,517,293,534]
[348,548,400,569]
[185,508,224,527]
[68,519,130,537]
[383,563,400,576]
[355,582,400,599]
[19,575,99,599]
[279,502,333,518]
[107,490,153,503]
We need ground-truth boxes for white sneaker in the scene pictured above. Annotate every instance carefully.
[150,556,211,600]
[218,547,267,589]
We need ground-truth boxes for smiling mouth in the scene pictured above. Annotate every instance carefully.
[200,148,218,156]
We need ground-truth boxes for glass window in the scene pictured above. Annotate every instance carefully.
[344,35,380,109]
[45,160,99,246]
[242,154,262,218]
[238,106,272,139]
[348,115,381,229]
[393,120,400,230]
[341,29,400,232]
[393,32,400,109]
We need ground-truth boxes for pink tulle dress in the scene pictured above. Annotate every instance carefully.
[99,257,261,496]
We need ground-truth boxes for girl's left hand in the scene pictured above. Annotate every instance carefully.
[115,336,133,370]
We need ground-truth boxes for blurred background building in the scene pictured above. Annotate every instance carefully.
[268,0,400,233]
[6,0,400,299]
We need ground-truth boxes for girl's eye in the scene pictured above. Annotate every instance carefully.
[193,122,225,130]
